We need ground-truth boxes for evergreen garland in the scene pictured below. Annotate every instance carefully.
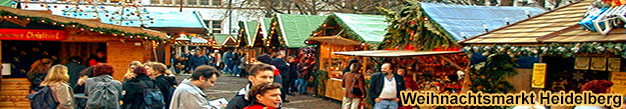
[377,0,460,51]
[267,17,287,47]
[469,53,517,93]
[463,42,626,58]
[467,52,517,109]
[314,70,328,98]
[0,10,165,41]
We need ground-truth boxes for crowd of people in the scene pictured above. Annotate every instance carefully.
[25,57,222,109]
[23,49,620,109]
[23,48,314,109]
[173,48,313,102]
[172,48,248,77]
[340,60,619,109]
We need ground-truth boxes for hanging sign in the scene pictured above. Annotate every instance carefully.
[608,58,621,72]
[591,57,607,71]
[0,29,67,41]
[532,63,547,88]
[610,72,626,95]
[575,56,590,70]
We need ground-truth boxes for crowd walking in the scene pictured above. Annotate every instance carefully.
[24,48,314,109]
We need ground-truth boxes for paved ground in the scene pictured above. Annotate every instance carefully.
[175,74,341,109]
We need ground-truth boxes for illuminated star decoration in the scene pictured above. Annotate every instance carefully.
[573,72,584,81]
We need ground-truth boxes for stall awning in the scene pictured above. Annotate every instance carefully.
[307,36,360,45]
[0,6,168,40]
[333,50,462,57]
[191,37,208,43]
[276,14,327,48]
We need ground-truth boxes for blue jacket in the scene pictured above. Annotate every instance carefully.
[188,55,209,71]
[223,52,233,65]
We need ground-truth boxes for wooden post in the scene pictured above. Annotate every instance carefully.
[0,40,3,90]
[362,44,368,75]
[165,44,171,65]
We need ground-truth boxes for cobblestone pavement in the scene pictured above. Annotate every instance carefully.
[176,74,341,109]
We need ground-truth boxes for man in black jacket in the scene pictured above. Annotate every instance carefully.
[225,62,276,109]
[368,63,405,109]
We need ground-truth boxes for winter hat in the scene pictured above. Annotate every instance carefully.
[256,54,272,64]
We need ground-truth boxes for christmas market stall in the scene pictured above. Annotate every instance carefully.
[239,18,273,63]
[213,33,238,49]
[266,14,326,55]
[25,2,210,65]
[0,6,168,81]
[330,1,545,107]
[237,20,258,48]
[305,13,388,100]
[461,0,626,97]
[237,20,260,64]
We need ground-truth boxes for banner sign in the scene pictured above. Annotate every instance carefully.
[610,72,626,95]
[0,29,67,41]
[591,57,607,71]
[532,63,547,88]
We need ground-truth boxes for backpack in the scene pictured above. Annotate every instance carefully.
[26,86,58,109]
[86,80,120,109]
[140,80,165,109]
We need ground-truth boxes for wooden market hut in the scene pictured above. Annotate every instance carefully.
[306,13,389,100]
[461,0,626,96]
[237,20,258,48]
[266,14,326,55]
[0,6,167,107]
[238,18,273,61]
[327,2,546,105]
[47,7,210,66]
[237,20,260,63]
[141,11,209,64]
[213,33,238,49]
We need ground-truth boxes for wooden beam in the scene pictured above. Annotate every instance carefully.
[4,18,29,28]
[536,24,582,42]
[437,55,464,71]
[165,44,171,66]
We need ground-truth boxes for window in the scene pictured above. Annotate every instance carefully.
[212,20,222,29]
[163,0,172,4]
[201,0,209,5]
[151,0,160,4]
[212,30,221,34]
[211,0,222,6]
[188,0,197,5]
[204,20,222,33]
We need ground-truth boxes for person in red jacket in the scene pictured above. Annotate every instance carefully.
[87,51,106,66]
[244,82,282,109]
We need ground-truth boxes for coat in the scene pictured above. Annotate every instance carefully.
[368,72,405,106]
[170,79,212,109]
[225,84,251,109]
[243,105,276,109]
[342,72,366,98]
[66,62,86,88]
[223,52,233,65]
[188,55,209,71]
[121,75,153,109]
[85,75,123,109]
[155,75,176,108]
[49,83,76,109]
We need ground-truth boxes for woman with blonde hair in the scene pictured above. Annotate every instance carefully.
[40,65,76,109]
[144,62,177,108]
[123,61,143,82]
[28,58,54,92]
